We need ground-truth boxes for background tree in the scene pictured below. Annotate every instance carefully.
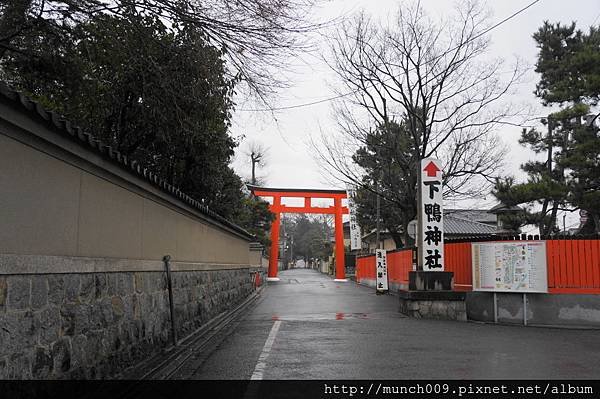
[0,7,276,239]
[494,22,600,234]
[234,195,276,248]
[0,0,329,103]
[534,22,600,105]
[313,0,515,242]
[245,141,269,185]
[537,23,600,233]
[352,119,418,247]
[1,10,242,216]
[561,114,600,233]
[283,214,332,263]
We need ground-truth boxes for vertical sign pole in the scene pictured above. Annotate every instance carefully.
[523,293,528,326]
[375,248,388,293]
[346,187,362,251]
[493,292,498,323]
[420,158,444,271]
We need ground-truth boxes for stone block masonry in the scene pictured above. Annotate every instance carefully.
[0,267,257,379]
[398,291,467,322]
[398,298,467,321]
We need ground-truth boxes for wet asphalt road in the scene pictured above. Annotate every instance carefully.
[170,268,600,379]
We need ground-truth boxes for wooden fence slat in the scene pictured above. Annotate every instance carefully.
[584,240,594,288]
[569,240,579,288]
[573,239,582,288]
[556,240,564,288]
[559,240,569,287]
[446,243,453,276]
[552,240,561,288]
[593,240,600,288]
[458,243,463,282]
[584,240,590,288]
[405,250,410,282]
[580,240,589,288]
[453,243,460,285]
[466,243,473,286]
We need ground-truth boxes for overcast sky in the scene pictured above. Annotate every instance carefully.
[230,0,600,231]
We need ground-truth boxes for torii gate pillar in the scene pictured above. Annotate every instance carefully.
[268,196,282,281]
[333,197,346,281]
[248,185,349,282]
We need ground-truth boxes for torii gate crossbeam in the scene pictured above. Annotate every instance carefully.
[248,185,349,281]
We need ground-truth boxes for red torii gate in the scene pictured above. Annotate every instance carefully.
[247,185,349,282]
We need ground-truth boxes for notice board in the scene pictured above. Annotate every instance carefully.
[471,241,548,293]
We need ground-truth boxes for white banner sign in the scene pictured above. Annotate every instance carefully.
[346,187,362,251]
[420,158,444,271]
[375,249,388,292]
[472,241,548,293]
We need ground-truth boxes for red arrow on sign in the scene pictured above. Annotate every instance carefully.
[423,161,440,177]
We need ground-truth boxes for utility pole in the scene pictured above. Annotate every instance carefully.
[376,182,381,251]
[538,119,553,236]
[416,157,423,270]
[290,235,294,267]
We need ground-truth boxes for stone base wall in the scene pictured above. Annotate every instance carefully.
[399,299,467,321]
[467,291,600,327]
[0,266,258,379]
[356,278,408,293]
[171,269,256,339]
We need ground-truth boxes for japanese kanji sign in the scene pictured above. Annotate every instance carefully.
[375,249,388,292]
[420,158,444,271]
[346,187,362,251]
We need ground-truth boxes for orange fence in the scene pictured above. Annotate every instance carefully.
[387,249,413,287]
[355,238,600,294]
[356,248,414,287]
[444,242,472,291]
[547,239,600,294]
[355,254,376,281]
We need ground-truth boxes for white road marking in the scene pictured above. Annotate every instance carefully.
[250,320,282,380]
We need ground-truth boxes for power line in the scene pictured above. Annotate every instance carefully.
[238,0,543,113]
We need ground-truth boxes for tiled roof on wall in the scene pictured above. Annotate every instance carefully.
[0,81,254,240]
[444,215,499,235]
[445,208,497,224]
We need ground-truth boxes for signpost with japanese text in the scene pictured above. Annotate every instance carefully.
[420,158,444,271]
[346,187,362,251]
[375,249,388,292]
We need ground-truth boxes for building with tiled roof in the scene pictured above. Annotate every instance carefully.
[361,207,517,251]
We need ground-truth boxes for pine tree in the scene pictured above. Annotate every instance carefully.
[494,22,600,234]
[353,119,419,247]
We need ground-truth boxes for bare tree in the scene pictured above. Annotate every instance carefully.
[311,0,525,243]
[245,140,269,185]
[0,0,330,103]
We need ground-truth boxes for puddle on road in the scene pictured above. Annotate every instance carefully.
[265,312,372,321]
[335,312,370,320]
[248,311,405,322]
